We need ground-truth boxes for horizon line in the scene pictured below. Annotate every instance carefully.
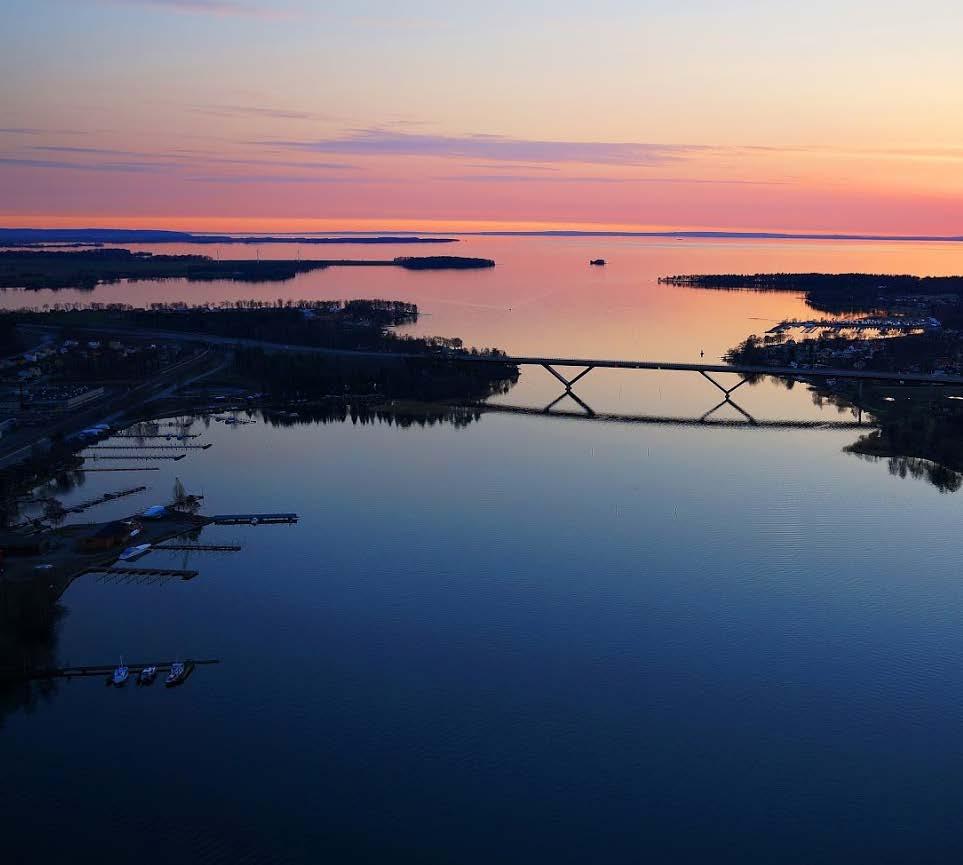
[3,226,962,243]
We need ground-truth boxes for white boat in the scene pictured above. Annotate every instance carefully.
[112,659,129,686]
[118,543,151,561]
[165,661,187,687]
[138,665,157,685]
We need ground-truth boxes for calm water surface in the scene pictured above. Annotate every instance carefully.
[4,238,963,863]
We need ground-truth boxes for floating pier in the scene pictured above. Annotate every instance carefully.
[84,454,187,461]
[112,433,201,440]
[154,543,241,552]
[210,512,298,525]
[0,658,218,682]
[86,444,212,450]
[62,486,147,514]
[88,565,200,580]
[78,466,161,472]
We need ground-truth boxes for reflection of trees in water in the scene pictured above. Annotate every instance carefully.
[845,419,963,493]
[0,581,66,730]
[261,402,486,431]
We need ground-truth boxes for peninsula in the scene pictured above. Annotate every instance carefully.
[0,249,496,291]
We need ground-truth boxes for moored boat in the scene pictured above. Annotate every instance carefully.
[118,543,151,561]
[112,659,129,686]
[138,665,158,685]
[165,661,187,687]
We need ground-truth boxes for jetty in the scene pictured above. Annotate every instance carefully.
[88,565,200,580]
[86,444,212,451]
[84,453,187,461]
[0,658,218,682]
[61,486,147,514]
[112,433,201,439]
[78,466,161,472]
[211,512,298,525]
[154,542,241,552]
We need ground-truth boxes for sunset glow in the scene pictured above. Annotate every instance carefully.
[3,0,963,234]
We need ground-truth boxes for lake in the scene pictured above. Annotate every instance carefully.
[3,236,963,863]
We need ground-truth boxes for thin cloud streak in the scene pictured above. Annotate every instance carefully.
[100,0,285,16]
[437,174,787,185]
[266,128,710,166]
[189,104,322,120]
[0,157,171,173]
[184,174,376,184]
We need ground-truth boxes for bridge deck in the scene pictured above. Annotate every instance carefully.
[481,355,963,385]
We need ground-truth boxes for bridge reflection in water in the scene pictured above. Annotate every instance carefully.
[476,355,963,427]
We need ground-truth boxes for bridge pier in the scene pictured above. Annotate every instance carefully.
[542,363,595,391]
[699,370,749,398]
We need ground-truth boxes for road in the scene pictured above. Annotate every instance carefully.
[22,323,963,387]
[0,348,216,469]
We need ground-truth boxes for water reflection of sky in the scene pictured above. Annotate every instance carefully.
[6,237,963,862]
[6,408,963,862]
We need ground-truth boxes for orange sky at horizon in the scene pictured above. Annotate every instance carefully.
[3,0,963,235]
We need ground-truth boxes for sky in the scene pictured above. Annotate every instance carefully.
[2,0,963,234]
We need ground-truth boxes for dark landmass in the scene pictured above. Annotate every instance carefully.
[662,272,963,314]
[393,255,494,270]
[0,249,333,290]
[845,406,963,494]
[0,228,457,246]
[714,273,963,491]
[0,249,495,290]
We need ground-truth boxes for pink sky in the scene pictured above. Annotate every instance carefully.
[3,0,963,235]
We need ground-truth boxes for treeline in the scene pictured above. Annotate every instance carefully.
[661,272,963,313]
[0,249,496,290]
[8,300,419,346]
[5,298,416,317]
[233,347,518,403]
[846,408,963,493]
[262,403,484,431]
[393,256,494,270]
[0,249,332,290]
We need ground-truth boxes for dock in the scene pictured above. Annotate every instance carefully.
[112,433,201,439]
[84,453,187,461]
[0,658,218,682]
[86,444,212,450]
[61,486,147,514]
[211,512,298,525]
[154,543,241,552]
[78,466,161,472]
[88,565,200,580]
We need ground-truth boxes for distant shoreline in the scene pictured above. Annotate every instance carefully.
[3,228,962,244]
[0,228,458,247]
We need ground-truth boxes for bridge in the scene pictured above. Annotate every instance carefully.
[22,323,963,424]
